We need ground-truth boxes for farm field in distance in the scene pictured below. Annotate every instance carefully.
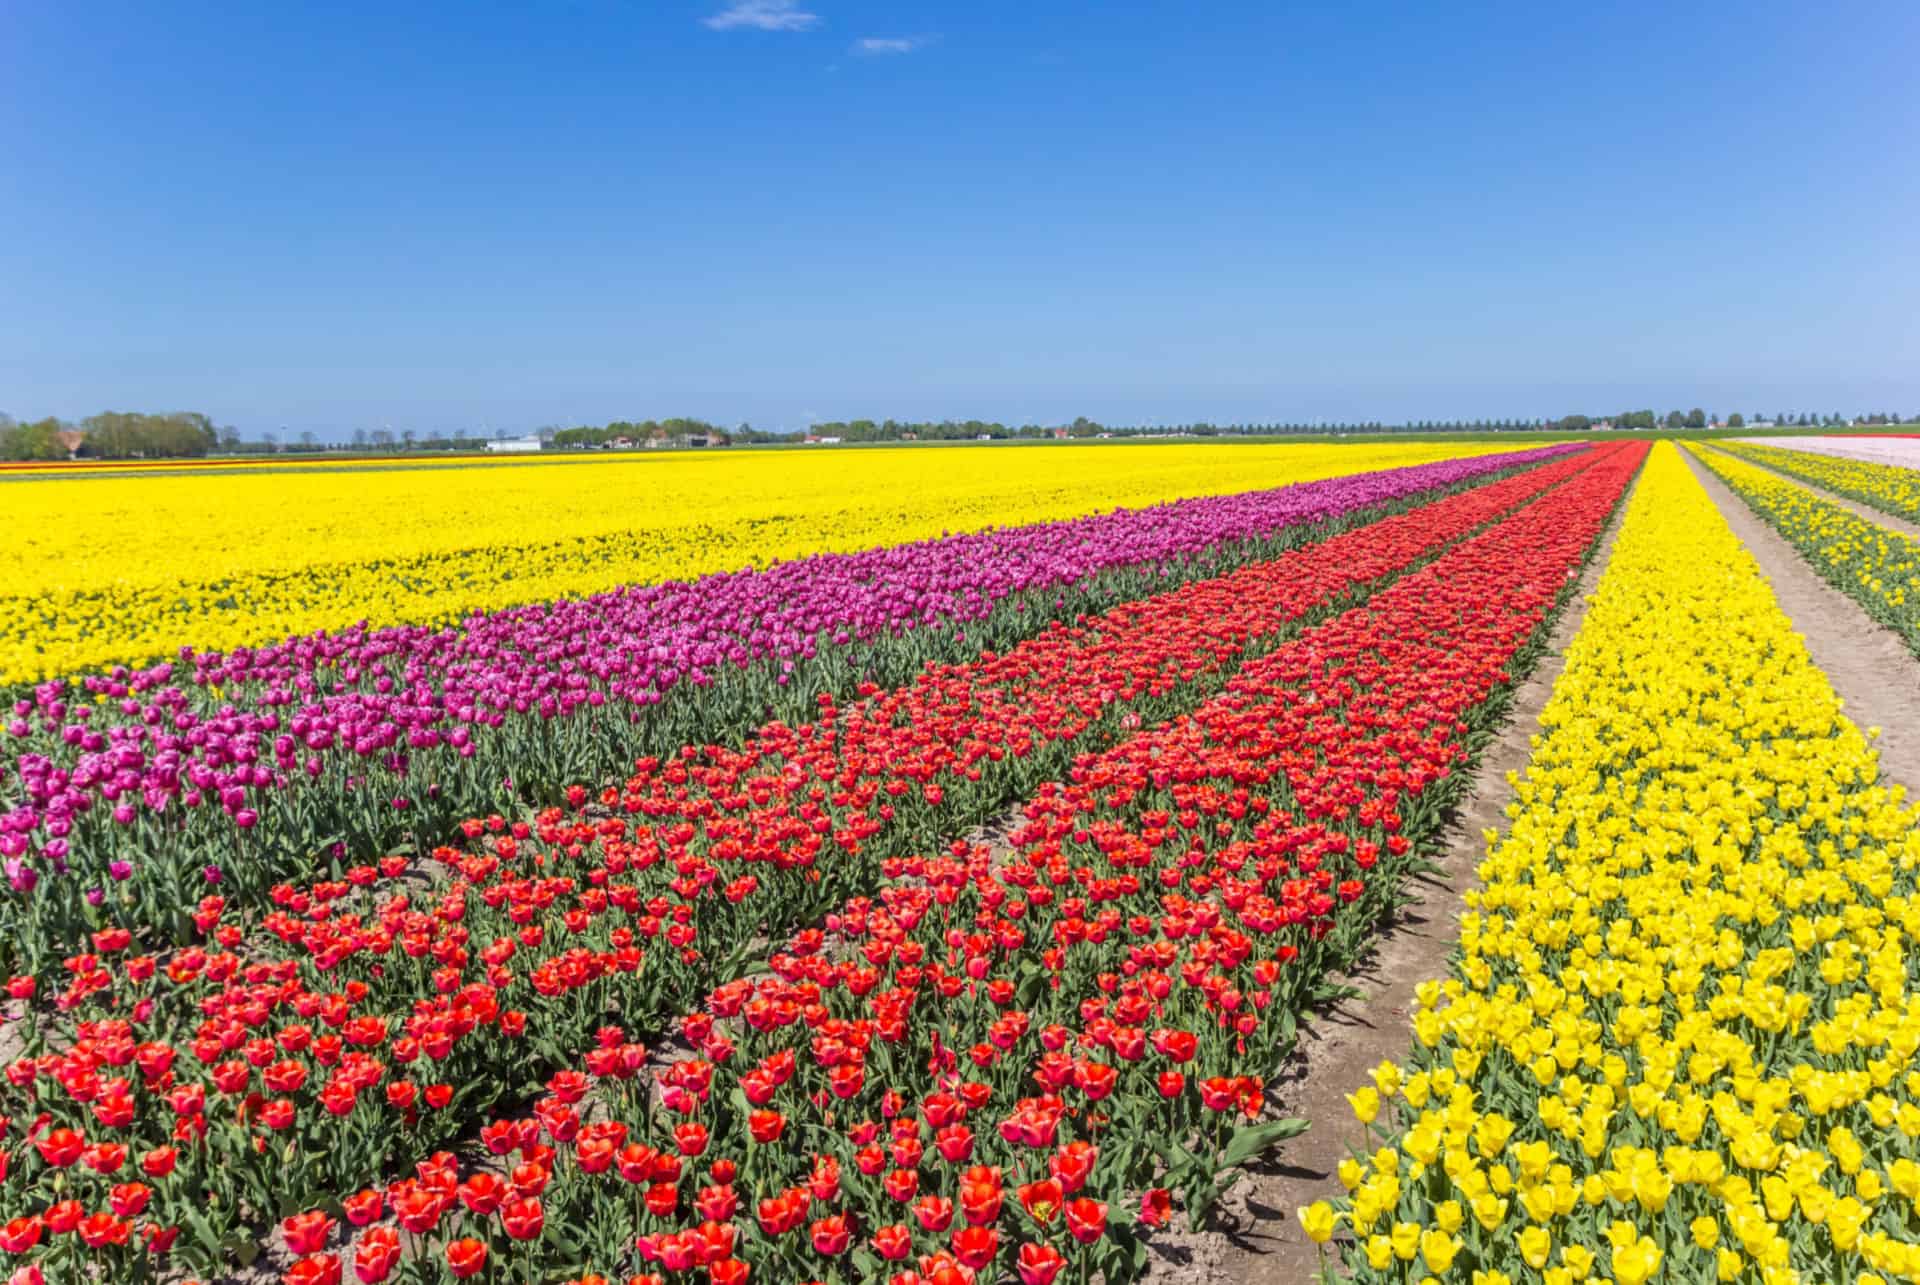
[12,432,1920,1285]
[0,440,1516,684]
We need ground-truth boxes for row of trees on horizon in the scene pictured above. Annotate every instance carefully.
[1552,409,1911,432]
[4,408,1915,462]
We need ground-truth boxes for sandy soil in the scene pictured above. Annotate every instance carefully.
[1162,480,1639,1285]
[1684,449,1920,796]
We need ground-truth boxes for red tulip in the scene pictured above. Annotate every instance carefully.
[1065,1198,1108,1244]
[809,1155,842,1203]
[1018,1179,1063,1225]
[353,1228,402,1284]
[872,1222,913,1261]
[501,1197,544,1242]
[391,1185,444,1235]
[883,1167,920,1201]
[1049,1141,1098,1193]
[1073,1062,1117,1100]
[32,1129,84,1168]
[109,1182,151,1218]
[283,1209,336,1255]
[810,1214,851,1256]
[0,1217,42,1254]
[343,1190,384,1227]
[283,1254,343,1285]
[511,1161,551,1198]
[1018,1241,1068,1285]
[445,1238,488,1278]
[77,1214,132,1248]
[695,1220,736,1263]
[933,1123,974,1163]
[960,1172,1004,1226]
[912,1195,955,1232]
[708,1260,751,1285]
[951,1224,999,1269]
[695,1184,738,1222]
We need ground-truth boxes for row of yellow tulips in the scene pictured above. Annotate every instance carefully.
[1304,442,1920,1284]
[1714,439,1920,527]
[1693,444,1920,656]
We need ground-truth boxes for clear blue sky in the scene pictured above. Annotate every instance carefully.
[3,1,1916,436]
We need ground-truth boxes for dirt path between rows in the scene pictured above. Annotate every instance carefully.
[1710,445,1920,541]
[1152,472,1641,1285]
[1683,448,1920,797]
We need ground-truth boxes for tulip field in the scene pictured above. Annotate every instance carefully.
[0,441,1516,685]
[9,435,1920,1285]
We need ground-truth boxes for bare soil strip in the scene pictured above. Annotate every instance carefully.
[1683,448,1920,797]
[1154,476,1640,1285]
[1713,444,1920,541]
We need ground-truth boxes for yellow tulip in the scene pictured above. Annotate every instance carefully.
[1298,1201,1337,1244]
[1420,1228,1461,1274]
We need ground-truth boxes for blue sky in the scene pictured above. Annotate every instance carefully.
[3,0,1916,435]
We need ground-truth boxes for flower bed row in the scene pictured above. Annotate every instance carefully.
[1717,438,1920,524]
[209,442,1638,1285]
[0,446,1580,972]
[0,453,1616,1281]
[1310,442,1920,1284]
[1694,444,1920,655]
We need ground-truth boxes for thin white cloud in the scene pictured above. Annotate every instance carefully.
[704,1,819,32]
[854,35,932,54]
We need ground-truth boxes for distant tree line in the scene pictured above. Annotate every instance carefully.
[1546,409,1915,432]
[0,411,236,461]
[0,412,510,461]
[6,405,1916,464]
[0,417,69,461]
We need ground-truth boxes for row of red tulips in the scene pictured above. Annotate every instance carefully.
[263,449,1628,1275]
[219,444,1636,1284]
[0,449,1637,1282]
